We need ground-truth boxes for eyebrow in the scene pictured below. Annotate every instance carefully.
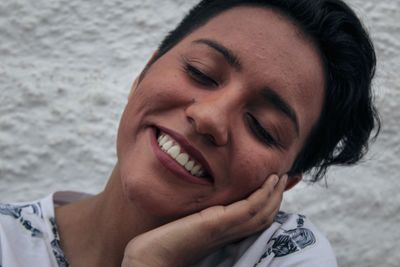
[261,88,300,136]
[192,38,299,136]
[192,38,242,71]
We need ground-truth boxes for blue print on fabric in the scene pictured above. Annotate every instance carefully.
[274,211,290,224]
[49,217,70,267]
[270,234,299,257]
[269,227,316,257]
[0,203,43,237]
[51,239,69,267]
[297,214,306,228]
[254,214,316,266]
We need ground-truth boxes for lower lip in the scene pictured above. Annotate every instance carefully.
[149,127,212,186]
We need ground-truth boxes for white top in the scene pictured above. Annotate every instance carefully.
[0,192,337,267]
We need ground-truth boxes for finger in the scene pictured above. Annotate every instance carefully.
[233,174,286,231]
[222,174,287,238]
[248,174,287,230]
[223,174,279,222]
[201,174,279,236]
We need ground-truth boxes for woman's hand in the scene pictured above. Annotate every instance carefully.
[121,174,287,267]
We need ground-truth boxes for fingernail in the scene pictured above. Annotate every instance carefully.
[282,174,288,185]
[272,175,279,185]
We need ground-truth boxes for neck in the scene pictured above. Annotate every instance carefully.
[55,163,162,267]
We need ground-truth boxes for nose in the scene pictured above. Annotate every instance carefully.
[185,91,238,146]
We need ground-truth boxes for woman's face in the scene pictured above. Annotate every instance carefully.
[116,6,325,220]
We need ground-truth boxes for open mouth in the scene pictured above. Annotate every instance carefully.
[155,127,214,183]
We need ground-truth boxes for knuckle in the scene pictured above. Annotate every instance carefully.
[247,207,258,218]
[246,203,263,219]
[257,216,273,228]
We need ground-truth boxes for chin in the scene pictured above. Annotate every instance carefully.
[119,170,208,221]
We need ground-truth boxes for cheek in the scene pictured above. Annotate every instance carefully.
[217,150,279,204]
[241,155,277,183]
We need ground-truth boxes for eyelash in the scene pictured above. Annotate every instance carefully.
[246,113,282,148]
[184,63,219,88]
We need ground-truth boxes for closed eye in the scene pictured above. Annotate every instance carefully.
[184,64,219,88]
[245,113,282,149]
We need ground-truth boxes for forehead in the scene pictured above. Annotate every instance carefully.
[184,6,320,81]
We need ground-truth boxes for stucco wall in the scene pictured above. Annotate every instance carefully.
[0,1,399,266]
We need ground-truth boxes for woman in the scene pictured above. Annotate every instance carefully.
[0,0,379,266]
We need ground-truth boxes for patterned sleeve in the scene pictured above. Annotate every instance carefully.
[253,212,338,267]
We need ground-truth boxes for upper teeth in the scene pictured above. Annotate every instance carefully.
[157,132,206,177]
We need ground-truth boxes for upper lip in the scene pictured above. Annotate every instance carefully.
[156,125,214,181]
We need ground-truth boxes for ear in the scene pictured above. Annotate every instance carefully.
[284,174,302,191]
[128,51,160,99]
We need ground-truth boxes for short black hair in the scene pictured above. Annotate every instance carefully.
[154,0,380,182]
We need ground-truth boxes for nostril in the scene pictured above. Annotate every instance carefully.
[185,102,229,146]
[186,116,216,144]
[205,134,216,144]
[187,116,195,125]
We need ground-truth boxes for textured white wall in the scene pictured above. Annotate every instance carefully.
[0,0,398,266]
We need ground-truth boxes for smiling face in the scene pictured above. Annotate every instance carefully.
[116,6,325,220]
